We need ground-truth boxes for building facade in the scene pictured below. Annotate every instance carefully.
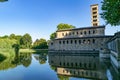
[49,25,112,51]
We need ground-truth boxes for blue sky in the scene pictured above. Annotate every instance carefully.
[0,0,119,41]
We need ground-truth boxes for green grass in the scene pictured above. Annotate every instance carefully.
[19,49,48,53]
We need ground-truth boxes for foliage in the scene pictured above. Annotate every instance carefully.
[32,38,48,49]
[0,38,17,49]
[0,54,6,62]
[101,0,120,26]
[20,33,32,49]
[0,0,8,2]
[57,23,76,30]
[50,23,75,40]
[50,32,56,40]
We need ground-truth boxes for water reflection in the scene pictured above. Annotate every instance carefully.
[34,53,47,64]
[0,53,32,70]
[48,53,108,80]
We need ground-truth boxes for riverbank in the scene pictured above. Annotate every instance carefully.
[19,49,48,53]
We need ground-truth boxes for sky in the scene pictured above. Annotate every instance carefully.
[0,0,120,42]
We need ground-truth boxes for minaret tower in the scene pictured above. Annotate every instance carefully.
[91,4,99,26]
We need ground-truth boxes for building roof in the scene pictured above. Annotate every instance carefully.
[55,35,113,40]
[56,25,105,32]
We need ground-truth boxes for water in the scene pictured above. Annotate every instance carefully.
[0,52,119,80]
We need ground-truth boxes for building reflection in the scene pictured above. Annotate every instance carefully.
[48,53,108,80]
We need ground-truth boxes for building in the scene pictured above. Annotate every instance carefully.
[48,54,107,80]
[49,4,113,52]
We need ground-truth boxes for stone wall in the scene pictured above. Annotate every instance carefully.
[49,37,111,51]
[56,26,105,38]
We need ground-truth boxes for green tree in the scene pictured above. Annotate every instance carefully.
[0,0,8,2]
[101,0,120,26]
[57,23,75,30]
[32,38,48,49]
[50,23,76,40]
[20,33,32,49]
[9,34,16,39]
[50,32,56,40]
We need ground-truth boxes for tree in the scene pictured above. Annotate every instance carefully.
[50,23,76,40]
[50,32,56,40]
[57,23,76,30]
[0,0,7,2]
[20,33,32,49]
[32,38,48,49]
[101,0,120,26]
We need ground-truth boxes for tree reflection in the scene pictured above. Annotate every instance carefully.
[12,52,32,67]
[0,54,6,62]
[34,53,47,64]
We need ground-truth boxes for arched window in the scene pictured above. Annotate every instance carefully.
[79,40,81,44]
[89,31,91,34]
[66,33,67,36]
[83,40,85,43]
[80,32,82,35]
[75,40,77,44]
[93,39,95,43]
[67,40,69,44]
[69,33,71,35]
[51,43,53,45]
[71,40,73,44]
[76,32,79,35]
[73,32,74,35]
[88,39,90,44]
[93,30,95,34]
[84,31,86,35]
[59,41,61,44]
[63,41,65,44]
[62,33,64,36]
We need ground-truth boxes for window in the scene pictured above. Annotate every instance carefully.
[67,40,69,44]
[75,40,77,44]
[88,39,90,44]
[83,40,85,43]
[93,16,97,18]
[92,7,97,10]
[93,30,95,34]
[71,40,73,44]
[73,32,74,35]
[79,40,81,44]
[80,32,83,35]
[76,32,78,35]
[62,33,64,36]
[93,19,97,22]
[93,23,98,26]
[89,31,91,34]
[93,39,95,43]
[69,33,71,35]
[51,43,53,45]
[66,33,67,36]
[63,41,65,44]
[84,31,86,35]
[59,41,61,44]
[93,12,97,14]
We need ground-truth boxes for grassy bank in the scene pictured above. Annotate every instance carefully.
[19,49,48,53]
[0,49,15,58]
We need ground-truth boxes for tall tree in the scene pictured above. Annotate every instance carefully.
[101,0,120,26]
[20,33,32,49]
